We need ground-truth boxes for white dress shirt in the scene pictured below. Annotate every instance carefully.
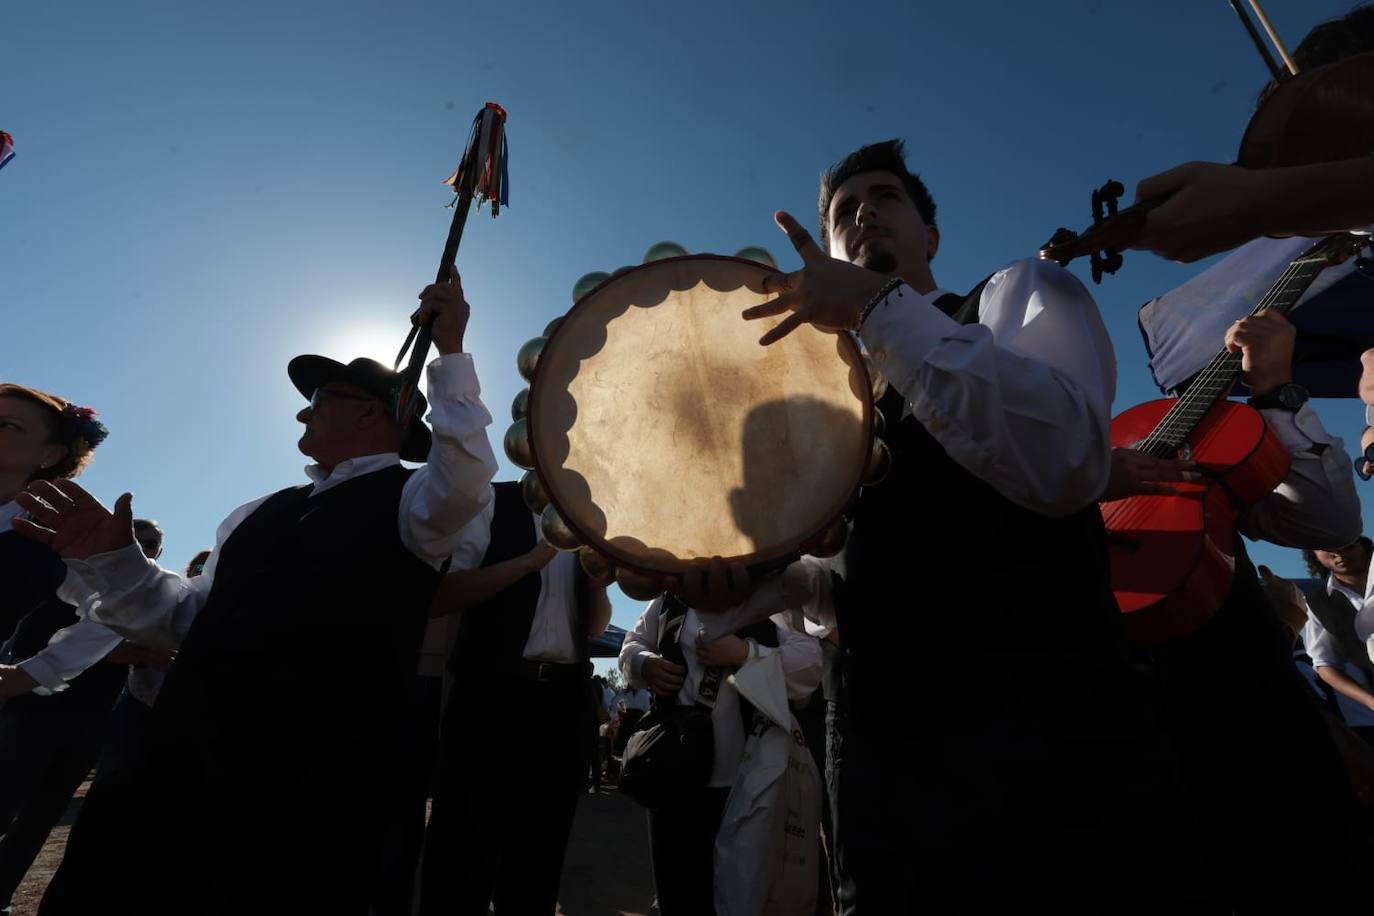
[68,354,498,650]
[1303,575,1374,727]
[447,496,581,663]
[1239,405,1361,549]
[859,258,1115,517]
[619,603,820,787]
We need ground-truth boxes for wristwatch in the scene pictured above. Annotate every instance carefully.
[1247,382,1309,412]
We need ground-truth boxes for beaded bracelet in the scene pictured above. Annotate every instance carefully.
[858,277,904,329]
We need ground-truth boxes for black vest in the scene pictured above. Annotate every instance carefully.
[0,529,68,641]
[153,466,441,777]
[833,284,1129,728]
[448,481,591,681]
[1,596,127,717]
[1302,579,1374,686]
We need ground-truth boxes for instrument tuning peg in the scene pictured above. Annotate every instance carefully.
[1088,249,1124,285]
[1092,180,1124,224]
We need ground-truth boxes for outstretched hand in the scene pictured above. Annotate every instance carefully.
[742,211,888,345]
[11,480,136,560]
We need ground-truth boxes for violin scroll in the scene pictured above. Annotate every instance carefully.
[1039,179,1144,283]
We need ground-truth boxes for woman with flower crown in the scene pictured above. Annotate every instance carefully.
[0,382,124,913]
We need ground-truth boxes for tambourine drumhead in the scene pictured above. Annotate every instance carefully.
[528,255,871,575]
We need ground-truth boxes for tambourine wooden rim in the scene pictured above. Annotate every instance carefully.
[527,253,873,577]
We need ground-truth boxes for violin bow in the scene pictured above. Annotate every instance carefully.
[392,102,510,432]
[1229,0,1300,79]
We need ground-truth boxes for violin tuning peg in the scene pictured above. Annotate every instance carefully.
[1089,252,1105,285]
[1101,252,1125,275]
[1102,180,1125,200]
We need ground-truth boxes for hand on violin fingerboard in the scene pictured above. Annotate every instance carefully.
[1131,158,1374,262]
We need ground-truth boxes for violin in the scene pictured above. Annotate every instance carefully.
[1040,1,1374,282]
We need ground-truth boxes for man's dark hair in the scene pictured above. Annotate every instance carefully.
[1302,536,1374,577]
[817,139,937,253]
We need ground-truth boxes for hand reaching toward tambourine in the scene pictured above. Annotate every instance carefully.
[742,211,889,345]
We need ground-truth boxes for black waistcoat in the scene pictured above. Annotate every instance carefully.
[1305,581,1374,686]
[833,285,1128,729]
[0,529,68,641]
[2,596,127,717]
[448,481,590,682]
[153,465,441,777]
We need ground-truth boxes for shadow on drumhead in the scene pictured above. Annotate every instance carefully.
[730,395,866,557]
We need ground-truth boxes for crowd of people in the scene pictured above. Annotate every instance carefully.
[3,4,1374,915]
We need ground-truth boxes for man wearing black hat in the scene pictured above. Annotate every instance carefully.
[14,268,498,915]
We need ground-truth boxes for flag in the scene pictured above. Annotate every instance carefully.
[0,131,13,172]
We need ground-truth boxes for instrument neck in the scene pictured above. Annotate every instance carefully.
[1139,236,1345,457]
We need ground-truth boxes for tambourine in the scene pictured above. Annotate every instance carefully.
[505,244,891,599]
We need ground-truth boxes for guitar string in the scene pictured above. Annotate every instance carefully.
[1137,248,1330,451]
[1133,259,1305,459]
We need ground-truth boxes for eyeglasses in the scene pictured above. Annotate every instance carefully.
[1355,443,1374,481]
[309,388,374,411]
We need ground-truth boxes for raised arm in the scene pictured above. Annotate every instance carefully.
[399,266,500,568]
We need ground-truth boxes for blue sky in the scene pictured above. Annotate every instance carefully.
[5,0,1367,668]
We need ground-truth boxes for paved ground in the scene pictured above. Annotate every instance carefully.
[12,780,656,916]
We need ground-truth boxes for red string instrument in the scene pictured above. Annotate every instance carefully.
[1041,4,1374,642]
[1103,233,1365,643]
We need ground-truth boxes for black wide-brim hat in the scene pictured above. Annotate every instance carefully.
[287,355,433,463]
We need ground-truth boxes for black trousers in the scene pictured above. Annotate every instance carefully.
[646,786,730,916]
[0,694,111,906]
[38,690,155,915]
[419,670,587,916]
[1152,596,1371,914]
[826,681,1222,915]
[371,674,444,916]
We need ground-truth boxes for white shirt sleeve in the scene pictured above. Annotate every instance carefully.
[1304,607,1344,670]
[444,495,496,572]
[620,599,664,684]
[859,258,1115,516]
[16,615,124,691]
[761,612,823,702]
[694,556,836,641]
[1240,405,1362,548]
[71,494,269,650]
[398,354,500,568]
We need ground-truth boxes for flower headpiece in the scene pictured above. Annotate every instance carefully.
[61,404,109,450]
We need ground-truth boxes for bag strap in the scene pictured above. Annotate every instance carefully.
[655,593,725,711]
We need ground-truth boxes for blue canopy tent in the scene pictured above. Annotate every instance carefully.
[588,623,627,659]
